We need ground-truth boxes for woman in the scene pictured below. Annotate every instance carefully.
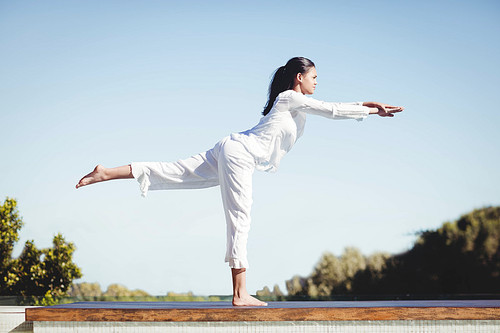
[76,57,403,306]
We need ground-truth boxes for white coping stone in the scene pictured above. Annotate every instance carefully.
[0,306,34,333]
[33,320,500,333]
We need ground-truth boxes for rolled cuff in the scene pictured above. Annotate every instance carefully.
[226,257,249,269]
[130,162,150,197]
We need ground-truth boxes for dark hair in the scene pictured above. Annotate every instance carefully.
[262,57,315,116]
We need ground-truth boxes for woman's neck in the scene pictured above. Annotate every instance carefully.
[292,84,303,94]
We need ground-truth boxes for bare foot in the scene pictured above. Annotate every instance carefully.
[232,292,268,306]
[76,165,108,189]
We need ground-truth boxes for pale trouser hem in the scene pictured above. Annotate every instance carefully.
[226,257,249,269]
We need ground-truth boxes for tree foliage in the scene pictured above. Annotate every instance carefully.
[68,282,149,297]
[285,206,500,297]
[67,282,222,302]
[0,197,82,304]
[285,248,389,297]
[256,284,285,300]
[372,206,500,295]
[0,197,23,290]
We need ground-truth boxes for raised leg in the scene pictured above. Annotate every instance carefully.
[231,268,267,306]
[76,165,133,189]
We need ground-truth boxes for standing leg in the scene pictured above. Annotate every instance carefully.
[232,268,267,306]
[217,139,267,306]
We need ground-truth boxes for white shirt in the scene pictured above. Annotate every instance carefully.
[230,90,370,172]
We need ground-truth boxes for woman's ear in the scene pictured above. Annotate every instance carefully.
[296,72,303,82]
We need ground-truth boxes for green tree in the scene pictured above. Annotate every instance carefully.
[307,252,344,296]
[285,275,307,297]
[348,251,390,294]
[256,284,285,301]
[0,197,23,291]
[104,284,150,297]
[284,206,500,298]
[0,197,82,304]
[337,247,366,293]
[67,282,103,297]
[377,206,500,294]
[286,248,371,297]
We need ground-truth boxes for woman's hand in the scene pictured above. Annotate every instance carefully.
[363,102,404,117]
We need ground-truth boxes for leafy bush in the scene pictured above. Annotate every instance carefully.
[0,197,82,305]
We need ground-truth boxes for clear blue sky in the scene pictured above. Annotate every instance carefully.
[1,1,499,296]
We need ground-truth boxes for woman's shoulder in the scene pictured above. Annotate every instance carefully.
[272,90,312,113]
[277,90,310,104]
[278,89,299,97]
[277,90,305,101]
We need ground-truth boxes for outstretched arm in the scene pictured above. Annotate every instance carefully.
[286,91,403,120]
[363,102,404,117]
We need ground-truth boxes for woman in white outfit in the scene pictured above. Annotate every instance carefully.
[76,57,404,306]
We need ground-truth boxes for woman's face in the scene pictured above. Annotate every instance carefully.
[298,67,317,95]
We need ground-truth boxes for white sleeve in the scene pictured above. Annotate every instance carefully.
[289,93,369,121]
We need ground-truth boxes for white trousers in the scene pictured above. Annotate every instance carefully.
[131,136,256,269]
